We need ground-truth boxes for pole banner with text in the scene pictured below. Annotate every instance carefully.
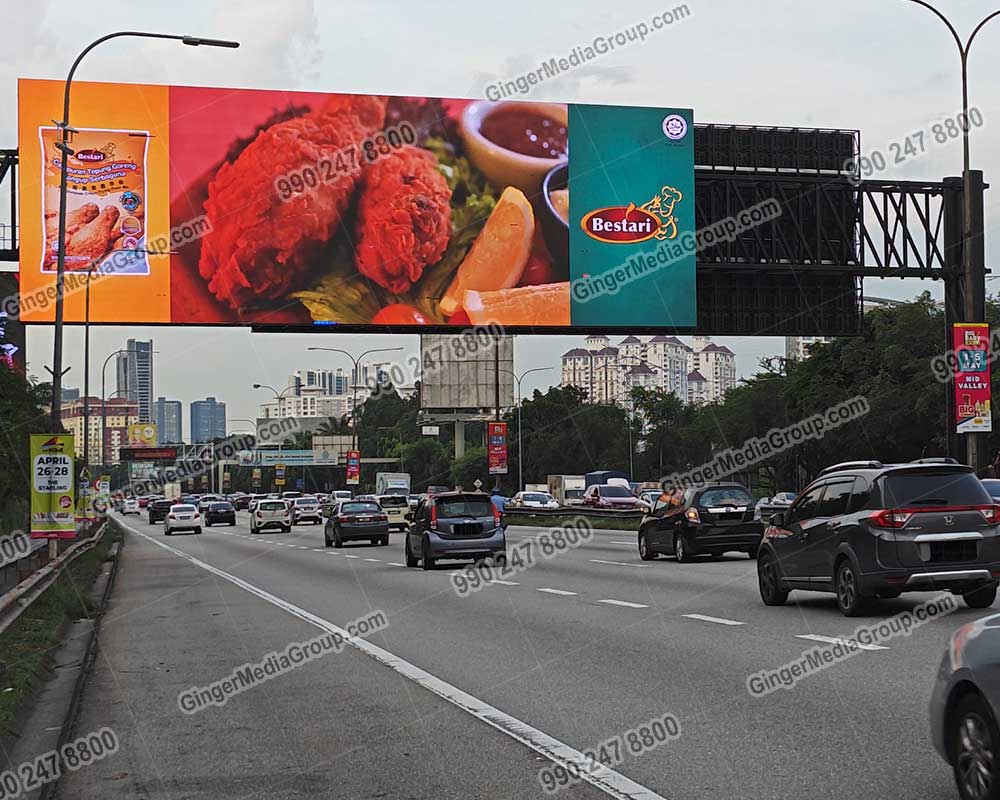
[954,323,992,433]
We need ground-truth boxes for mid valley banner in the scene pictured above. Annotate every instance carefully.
[18,79,695,330]
[954,323,992,434]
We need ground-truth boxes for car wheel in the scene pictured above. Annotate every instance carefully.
[165,528,171,536]
[638,532,657,561]
[951,692,1000,800]
[333,528,343,548]
[758,552,789,606]
[230,521,236,526]
[194,527,202,535]
[422,538,435,570]
[283,525,291,533]
[674,533,693,563]
[379,536,389,546]
[835,558,869,617]
[405,540,419,568]
[324,527,333,547]
[747,546,759,559]
[495,552,507,566]
[964,583,999,610]
[205,521,212,527]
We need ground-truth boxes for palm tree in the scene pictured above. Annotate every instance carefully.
[283,430,313,450]
[316,417,347,437]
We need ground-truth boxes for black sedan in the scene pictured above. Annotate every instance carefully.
[204,501,237,527]
[147,499,173,525]
[638,483,764,562]
[324,501,389,548]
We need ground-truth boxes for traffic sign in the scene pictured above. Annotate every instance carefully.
[473,478,483,490]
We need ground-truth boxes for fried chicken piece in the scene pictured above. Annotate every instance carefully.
[353,146,452,294]
[199,110,380,310]
[316,95,387,131]
[65,205,120,261]
[45,202,99,242]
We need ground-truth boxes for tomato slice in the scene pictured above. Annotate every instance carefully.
[371,304,430,325]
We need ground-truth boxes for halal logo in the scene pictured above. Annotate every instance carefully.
[662,114,688,140]
[581,185,683,244]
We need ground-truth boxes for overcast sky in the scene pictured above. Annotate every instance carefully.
[3,0,999,429]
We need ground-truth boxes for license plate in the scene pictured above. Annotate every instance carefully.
[357,516,371,522]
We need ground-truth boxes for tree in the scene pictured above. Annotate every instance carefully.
[0,366,54,533]
[450,447,488,490]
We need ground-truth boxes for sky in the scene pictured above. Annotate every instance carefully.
[2,0,999,430]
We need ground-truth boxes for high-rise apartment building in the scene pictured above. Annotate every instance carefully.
[155,397,183,444]
[190,397,227,443]
[116,338,153,422]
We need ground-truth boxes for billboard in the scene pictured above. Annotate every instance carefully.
[18,78,695,330]
[954,323,992,433]
[419,333,514,413]
[30,434,75,538]
[127,422,158,446]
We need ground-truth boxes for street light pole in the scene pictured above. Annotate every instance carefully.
[252,384,295,451]
[100,347,148,468]
[307,346,404,450]
[80,262,97,473]
[48,31,239,430]
[905,1,1000,470]
[500,367,552,490]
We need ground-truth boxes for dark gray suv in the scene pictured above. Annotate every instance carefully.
[757,459,1000,616]
[404,492,506,570]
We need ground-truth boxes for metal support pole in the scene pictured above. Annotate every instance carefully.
[943,176,965,461]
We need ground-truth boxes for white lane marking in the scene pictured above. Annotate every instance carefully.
[600,599,649,609]
[537,588,577,596]
[342,555,360,559]
[388,562,406,567]
[122,522,666,800]
[610,541,634,546]
[795,634,888,652]
[312,548,326,552]
[682,614,746,626]
[364,558,381,563]
[490,580,519,586]
[590,559,646,568]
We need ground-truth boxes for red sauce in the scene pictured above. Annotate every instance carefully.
[480,107,567,159]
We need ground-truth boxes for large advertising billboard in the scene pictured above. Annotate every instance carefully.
[18,79,695,330]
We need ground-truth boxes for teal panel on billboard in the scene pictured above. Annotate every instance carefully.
[568,105,695,327]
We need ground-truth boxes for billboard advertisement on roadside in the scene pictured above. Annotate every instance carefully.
[127,422,158,446]
[18,78,695,330]
[954,323,992,433]
[488,422,508,475]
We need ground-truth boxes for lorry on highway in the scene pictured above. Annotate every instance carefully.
[164,483,182,501]
[547,475,586,505]
[375,472,411,496]
[584,470,629,488]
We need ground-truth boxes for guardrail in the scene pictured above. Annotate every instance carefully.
[503,506,645,531]
[0,521,109,637]
[0,537,49,595]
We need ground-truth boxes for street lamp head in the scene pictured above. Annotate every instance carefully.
[182,36,240,48]
[252,383,262,389]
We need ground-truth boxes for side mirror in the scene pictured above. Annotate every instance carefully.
[770,511,786,527]
[404,512,413,521]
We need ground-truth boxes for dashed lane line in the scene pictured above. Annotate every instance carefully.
[537,588,577,596]
[599,599,649,609]
[682,614,746,626]
[795,634,888,652]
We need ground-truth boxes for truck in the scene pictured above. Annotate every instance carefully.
[547,475,586,506]
[164,483,182,501]
[376,472,411,496]
[584,470,629,488]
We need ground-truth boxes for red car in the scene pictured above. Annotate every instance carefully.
[582,484,641,509]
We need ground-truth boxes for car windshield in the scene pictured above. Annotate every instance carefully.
[259,501,285,511]
[982,479,1000,496]
[881,470,990,507]
[210,503,233,511]
[599,486,632,497]
[171,505,196,513]
[772,492,797,503]
[294,498,317,506]
[699,488,753,507]
[379,496,408,507]
[523,493,553,503]
[342,502,380,514]
[436,498,494,517]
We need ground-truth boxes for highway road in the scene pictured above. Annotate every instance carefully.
[54,511,975,799]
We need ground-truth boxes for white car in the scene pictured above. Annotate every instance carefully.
[332,490,353,502]
[251,499,291,534]
[122,499,140,516]
[291,497,322,525]
[377,494,410,531]
[163,503,202,535]
[510,491,559,509]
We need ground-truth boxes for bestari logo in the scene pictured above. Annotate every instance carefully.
[74,149,107,163]
[581,185,684,244]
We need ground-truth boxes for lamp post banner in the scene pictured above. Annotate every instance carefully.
[954,323,992,433]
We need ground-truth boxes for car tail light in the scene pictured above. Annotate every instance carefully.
[376,514,388,522]
[256,511,263,518]
[493,505,502,526]
[685,508,701,523]
[430,505,438,526]
[980,505,1000,523]
[870,504,1000,528]
[338,515,350,522]
[870,509,913,528]
[167,513,175,520]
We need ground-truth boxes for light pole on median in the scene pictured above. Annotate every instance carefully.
[499,367,553,491]
[904,1,999,470]
[251,385,295,452]
[100,347,156,468]
[48,31,239,430]
[307,346,404,449]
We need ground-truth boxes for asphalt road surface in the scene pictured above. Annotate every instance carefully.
[52,511,975,799]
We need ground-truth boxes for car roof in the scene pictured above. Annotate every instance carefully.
[815,459,974,480]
